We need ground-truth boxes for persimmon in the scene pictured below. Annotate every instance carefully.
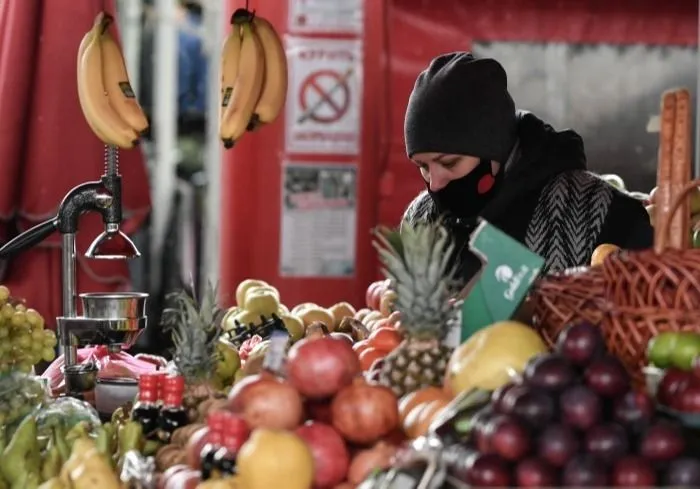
[402,402,430,438]
[411,398,451,438]
[359,347,386,371]
[398,386,450,423]
[368,327,403,352]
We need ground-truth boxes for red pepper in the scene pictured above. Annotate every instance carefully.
[238,335,263,362]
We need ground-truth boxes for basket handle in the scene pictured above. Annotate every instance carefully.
[657,178,700,251]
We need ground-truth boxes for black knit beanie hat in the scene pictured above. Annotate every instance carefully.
[404,52,518,164]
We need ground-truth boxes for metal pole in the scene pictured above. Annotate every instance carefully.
[200,0,225,295]
[117,0,144,97]
[151,0,179,292]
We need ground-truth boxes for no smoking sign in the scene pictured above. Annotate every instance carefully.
[286,38,363,155]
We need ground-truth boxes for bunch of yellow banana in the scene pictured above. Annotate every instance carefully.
[76,12,149,149]
[219,9,288,149]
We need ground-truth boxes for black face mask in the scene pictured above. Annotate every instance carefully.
[426,158,503,219]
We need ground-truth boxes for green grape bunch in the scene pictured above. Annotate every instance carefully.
[0,285,57,374]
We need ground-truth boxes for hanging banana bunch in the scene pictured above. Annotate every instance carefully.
[77,12,149,149]
[219,8,289,149]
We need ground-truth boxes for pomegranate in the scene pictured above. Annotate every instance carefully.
[296,421,350,488]
[331,378,399,445]
[228,373,304,430]
[287,336,362,400]
[306,398,334,424]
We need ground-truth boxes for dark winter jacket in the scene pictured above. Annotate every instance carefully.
[401,111,654,279]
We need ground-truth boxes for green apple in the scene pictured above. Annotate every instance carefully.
[692,229,700,249]
[647,331,679,368]
[215,338,241,381]
[670,332,700,370]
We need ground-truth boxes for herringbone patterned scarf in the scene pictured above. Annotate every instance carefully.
[525,171,613,273]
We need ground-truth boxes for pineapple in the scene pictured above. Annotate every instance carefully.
[162,282,227,421]
[372,220,462,397]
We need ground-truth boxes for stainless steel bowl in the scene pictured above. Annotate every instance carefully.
[80,292,149,319]
[63,363,98,393]
[95,377,138,415]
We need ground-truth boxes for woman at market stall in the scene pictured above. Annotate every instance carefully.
[401,51,653,277]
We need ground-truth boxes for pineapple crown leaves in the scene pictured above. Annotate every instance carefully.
[161,281,225,376]
[162,281,225,334]
[372,219,463,319]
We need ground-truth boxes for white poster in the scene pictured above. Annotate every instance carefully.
[280,163,357,277]
[285,37,363,155]
[288,0,364,35]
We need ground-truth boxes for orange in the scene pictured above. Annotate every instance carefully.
[359,347,386,371]
[398,386,450,424]
[368,327,403,352]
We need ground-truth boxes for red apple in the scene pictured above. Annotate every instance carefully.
[657,368,693,408]
[164,469,201,489]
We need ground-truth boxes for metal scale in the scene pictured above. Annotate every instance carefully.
[0,146,148,397]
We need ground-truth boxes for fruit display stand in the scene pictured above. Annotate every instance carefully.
[3,16,700,486]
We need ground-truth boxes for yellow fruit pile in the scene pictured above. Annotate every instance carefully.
[222,279,356,342]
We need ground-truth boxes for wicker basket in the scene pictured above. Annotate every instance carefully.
[531,88,700,381]
[531,265,606,345]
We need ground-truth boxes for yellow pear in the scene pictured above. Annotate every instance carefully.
[244,285,280,303]
[235,279,268,307]
[298,307,336,331]
[329,302,357,328]
[244,289,280,316]
[237,429,314,489]
[278,303,290,315]
[220,307,240,331]
[230,310,264,329]
[361,310,383,326]
[280,314,305,341]
[445,320,548,395]
[291,302,318,315]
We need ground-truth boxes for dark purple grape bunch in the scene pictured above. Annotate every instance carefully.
[453,321,700,488]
